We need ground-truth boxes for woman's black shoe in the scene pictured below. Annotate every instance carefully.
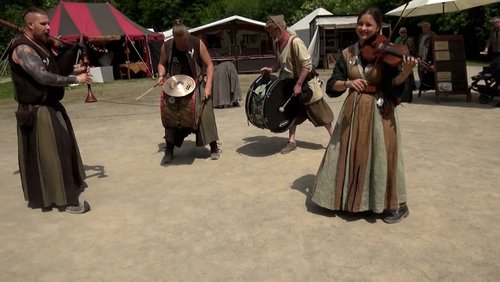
[383,204,409,224]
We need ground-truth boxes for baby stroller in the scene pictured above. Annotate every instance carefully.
[469,56,500,104]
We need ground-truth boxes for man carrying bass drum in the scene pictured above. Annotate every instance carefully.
[157,19,221,165]
[260,15,334,154]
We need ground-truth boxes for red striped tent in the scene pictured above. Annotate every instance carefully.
[48,1,164,77]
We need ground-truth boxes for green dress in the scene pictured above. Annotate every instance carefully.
[311,42,407,213]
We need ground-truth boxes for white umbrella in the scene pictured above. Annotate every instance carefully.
[386,0,500,17]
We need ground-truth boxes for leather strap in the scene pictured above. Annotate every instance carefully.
[362,85,380,94]
[289,36,299,78]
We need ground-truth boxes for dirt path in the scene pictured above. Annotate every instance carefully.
[0,67,499,281]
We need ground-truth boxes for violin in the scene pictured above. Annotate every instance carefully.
[360,34,433,72]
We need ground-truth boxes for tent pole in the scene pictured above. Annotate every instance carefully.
[124,36,131,79]
[322,26,326,70]
[0,38,13,61]
[0,39,13,76]
[125,34,154,78]
[145,36,154,78]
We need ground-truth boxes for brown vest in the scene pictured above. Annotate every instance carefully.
[9,34,64,104]
[162,36,204,80]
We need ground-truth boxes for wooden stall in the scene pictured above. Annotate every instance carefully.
[432,35,471,102]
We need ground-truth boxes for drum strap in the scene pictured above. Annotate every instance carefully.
[165,40,204,86]
[289,36,299,79]
[166,42,174,77]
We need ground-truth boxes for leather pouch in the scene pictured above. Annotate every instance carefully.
[299,84,313,104]
[15,105,34,127]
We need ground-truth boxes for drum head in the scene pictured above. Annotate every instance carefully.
[263,78,300,133]
[245,74,300,133]
[245,75,271,130]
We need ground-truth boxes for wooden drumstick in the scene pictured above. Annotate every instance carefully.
[196,98,207,128]
[279,94,294,112]
[136,83,160,100]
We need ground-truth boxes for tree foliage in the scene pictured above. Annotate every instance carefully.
[1,1,38,59]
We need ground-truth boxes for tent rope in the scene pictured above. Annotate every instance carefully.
[125,34,155,78]
[0,39,13,76]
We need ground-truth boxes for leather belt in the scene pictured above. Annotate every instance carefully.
[361,85,380,95]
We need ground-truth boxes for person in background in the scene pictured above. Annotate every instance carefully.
[8,7,92,213]
[394,26,416,102]
[311,6,418,224]
[481,17,500,108]
[394,27,415,56]
[481,17,500,59]
[417,21,436,91]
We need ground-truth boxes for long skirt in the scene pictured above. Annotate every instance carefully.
[311,92,406,213]
[17,102,86,209]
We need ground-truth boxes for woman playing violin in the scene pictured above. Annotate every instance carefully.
[310,6,417,224]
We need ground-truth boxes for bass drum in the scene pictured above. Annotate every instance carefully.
[160,91,197,130]
[245,74,300,133]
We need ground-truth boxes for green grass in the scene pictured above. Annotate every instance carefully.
[0,77,154,101]
[0,62,489,101]
[0,80,13,100]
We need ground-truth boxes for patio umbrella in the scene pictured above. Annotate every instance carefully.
[386,0,500,17]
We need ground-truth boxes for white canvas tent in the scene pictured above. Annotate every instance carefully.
[291,7,333,47]
[307,15,390,68]
[162,29,173,41]
[162,15,265,42]
[308,16,360,67]
[161,15,274,73]
[314,16,363,29]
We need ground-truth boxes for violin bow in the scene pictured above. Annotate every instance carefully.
[366,2,411,78]
[389,3,435,73]
[390,2,410,42]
